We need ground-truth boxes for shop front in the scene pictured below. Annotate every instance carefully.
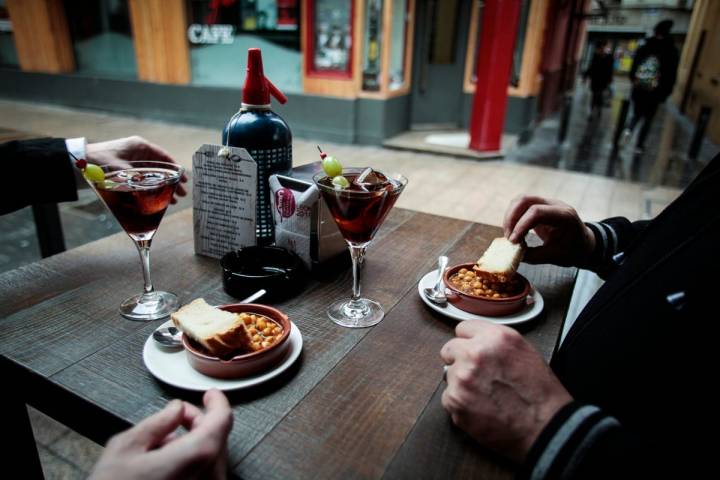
[0,0,561,149]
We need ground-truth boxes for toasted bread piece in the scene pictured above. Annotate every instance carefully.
[171,298,252,357]
[473,237,525,283]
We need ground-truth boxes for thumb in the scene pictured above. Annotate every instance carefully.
[125,400,184,451]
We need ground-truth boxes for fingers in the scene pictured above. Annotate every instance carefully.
[198,389,233,438]
[443,322,500,364]
[455,319,495,339]
[166,390,232,451]
[135,136,176,165]
[145,391,232,475]
[503,196,550,239]
[133,136,188,202]
[132,137,189,196]
[122,399,184,451]
[510,204,567,244]
[440,338,460,365]
[158,400,205,447]
[181,401,205,430]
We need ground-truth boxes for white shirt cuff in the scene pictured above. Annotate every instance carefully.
[65,137,87,163]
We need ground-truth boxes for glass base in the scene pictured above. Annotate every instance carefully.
[327,297,384,328]
[119,291,179,321]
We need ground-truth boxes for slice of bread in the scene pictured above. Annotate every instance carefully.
[171,298,252,357]
[473,237,525,283]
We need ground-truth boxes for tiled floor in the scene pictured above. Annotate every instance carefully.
[1,82,716,476]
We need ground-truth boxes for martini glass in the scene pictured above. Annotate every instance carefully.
[87,161,183,321]
[314,168,407,327]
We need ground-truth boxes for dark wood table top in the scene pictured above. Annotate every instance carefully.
[0,208,576,479]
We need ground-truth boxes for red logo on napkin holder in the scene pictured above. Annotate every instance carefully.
[275,187,296,221]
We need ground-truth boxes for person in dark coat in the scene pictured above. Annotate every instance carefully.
[622,19,679,151]
[0,136,186,215]
[583,39,614,118]
[440,152,720,478]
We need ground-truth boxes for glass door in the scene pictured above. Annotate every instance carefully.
[409,0,471,127]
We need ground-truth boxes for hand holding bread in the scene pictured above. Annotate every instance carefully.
[501,195,596,268]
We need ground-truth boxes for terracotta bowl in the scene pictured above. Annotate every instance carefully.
[443,263,531,317]
[182,303,292,379]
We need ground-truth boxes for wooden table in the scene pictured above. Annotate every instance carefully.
[1,208,576,479]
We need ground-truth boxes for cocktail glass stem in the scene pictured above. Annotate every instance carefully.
[327,241,381,327]
[121,234,177,321]
[349,243,367,302]
[135,239,154,296]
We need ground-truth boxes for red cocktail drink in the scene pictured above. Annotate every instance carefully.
[317,171,402,244]
[97,169,178,237]
[314,167,407,328]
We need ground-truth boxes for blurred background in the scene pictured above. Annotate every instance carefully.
[0,1,718,475]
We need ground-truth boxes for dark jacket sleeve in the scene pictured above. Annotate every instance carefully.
[516,402,664,480]
[583,218,650,280]
[0,138,78,215]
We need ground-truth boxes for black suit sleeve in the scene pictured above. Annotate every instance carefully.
[0,138,78,215]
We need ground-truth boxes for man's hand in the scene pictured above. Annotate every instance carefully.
[89,389,233,480]
[441,321,572,463]
[86,136,187,202]
[503,195,596,267]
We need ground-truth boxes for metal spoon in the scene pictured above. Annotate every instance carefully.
[423,256,449,306]
[152,289,267,348]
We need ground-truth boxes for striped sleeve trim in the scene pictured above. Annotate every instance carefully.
[529,405,601,480]
[559,416,621,478]
[586,221,621,267]
[599,221,618,258]
[523,403,621,480]
[586,222,607,260]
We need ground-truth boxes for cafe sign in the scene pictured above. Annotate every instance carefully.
[187,24,235,44]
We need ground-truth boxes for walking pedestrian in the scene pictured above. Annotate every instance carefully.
[583,39,614,119]
[621,19,679,152]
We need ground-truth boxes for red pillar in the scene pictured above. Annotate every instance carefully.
[468,0,522,152]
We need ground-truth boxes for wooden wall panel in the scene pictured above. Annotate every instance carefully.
[128,0,190,84]
[671,0,707,106]
[673,0,720,144]
[6,0,75,73]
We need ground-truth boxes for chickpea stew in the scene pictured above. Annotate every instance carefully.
[240,313,284,352]
[448,268,522,299]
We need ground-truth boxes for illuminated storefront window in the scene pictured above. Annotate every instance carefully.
[187,0,302,92]
[0,0,18,67]
[510,0,531,87]
[361,0,382,90]
[308,0,353,77]
[63,0,137,78]
[388,0,409,90]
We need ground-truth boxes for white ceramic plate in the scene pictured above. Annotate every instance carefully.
[418,270,544,325]
[143,320,303,392]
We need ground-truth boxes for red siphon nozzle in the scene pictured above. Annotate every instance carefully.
[243,48,287,106]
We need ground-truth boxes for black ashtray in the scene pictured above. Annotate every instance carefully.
[221,246,306,302]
